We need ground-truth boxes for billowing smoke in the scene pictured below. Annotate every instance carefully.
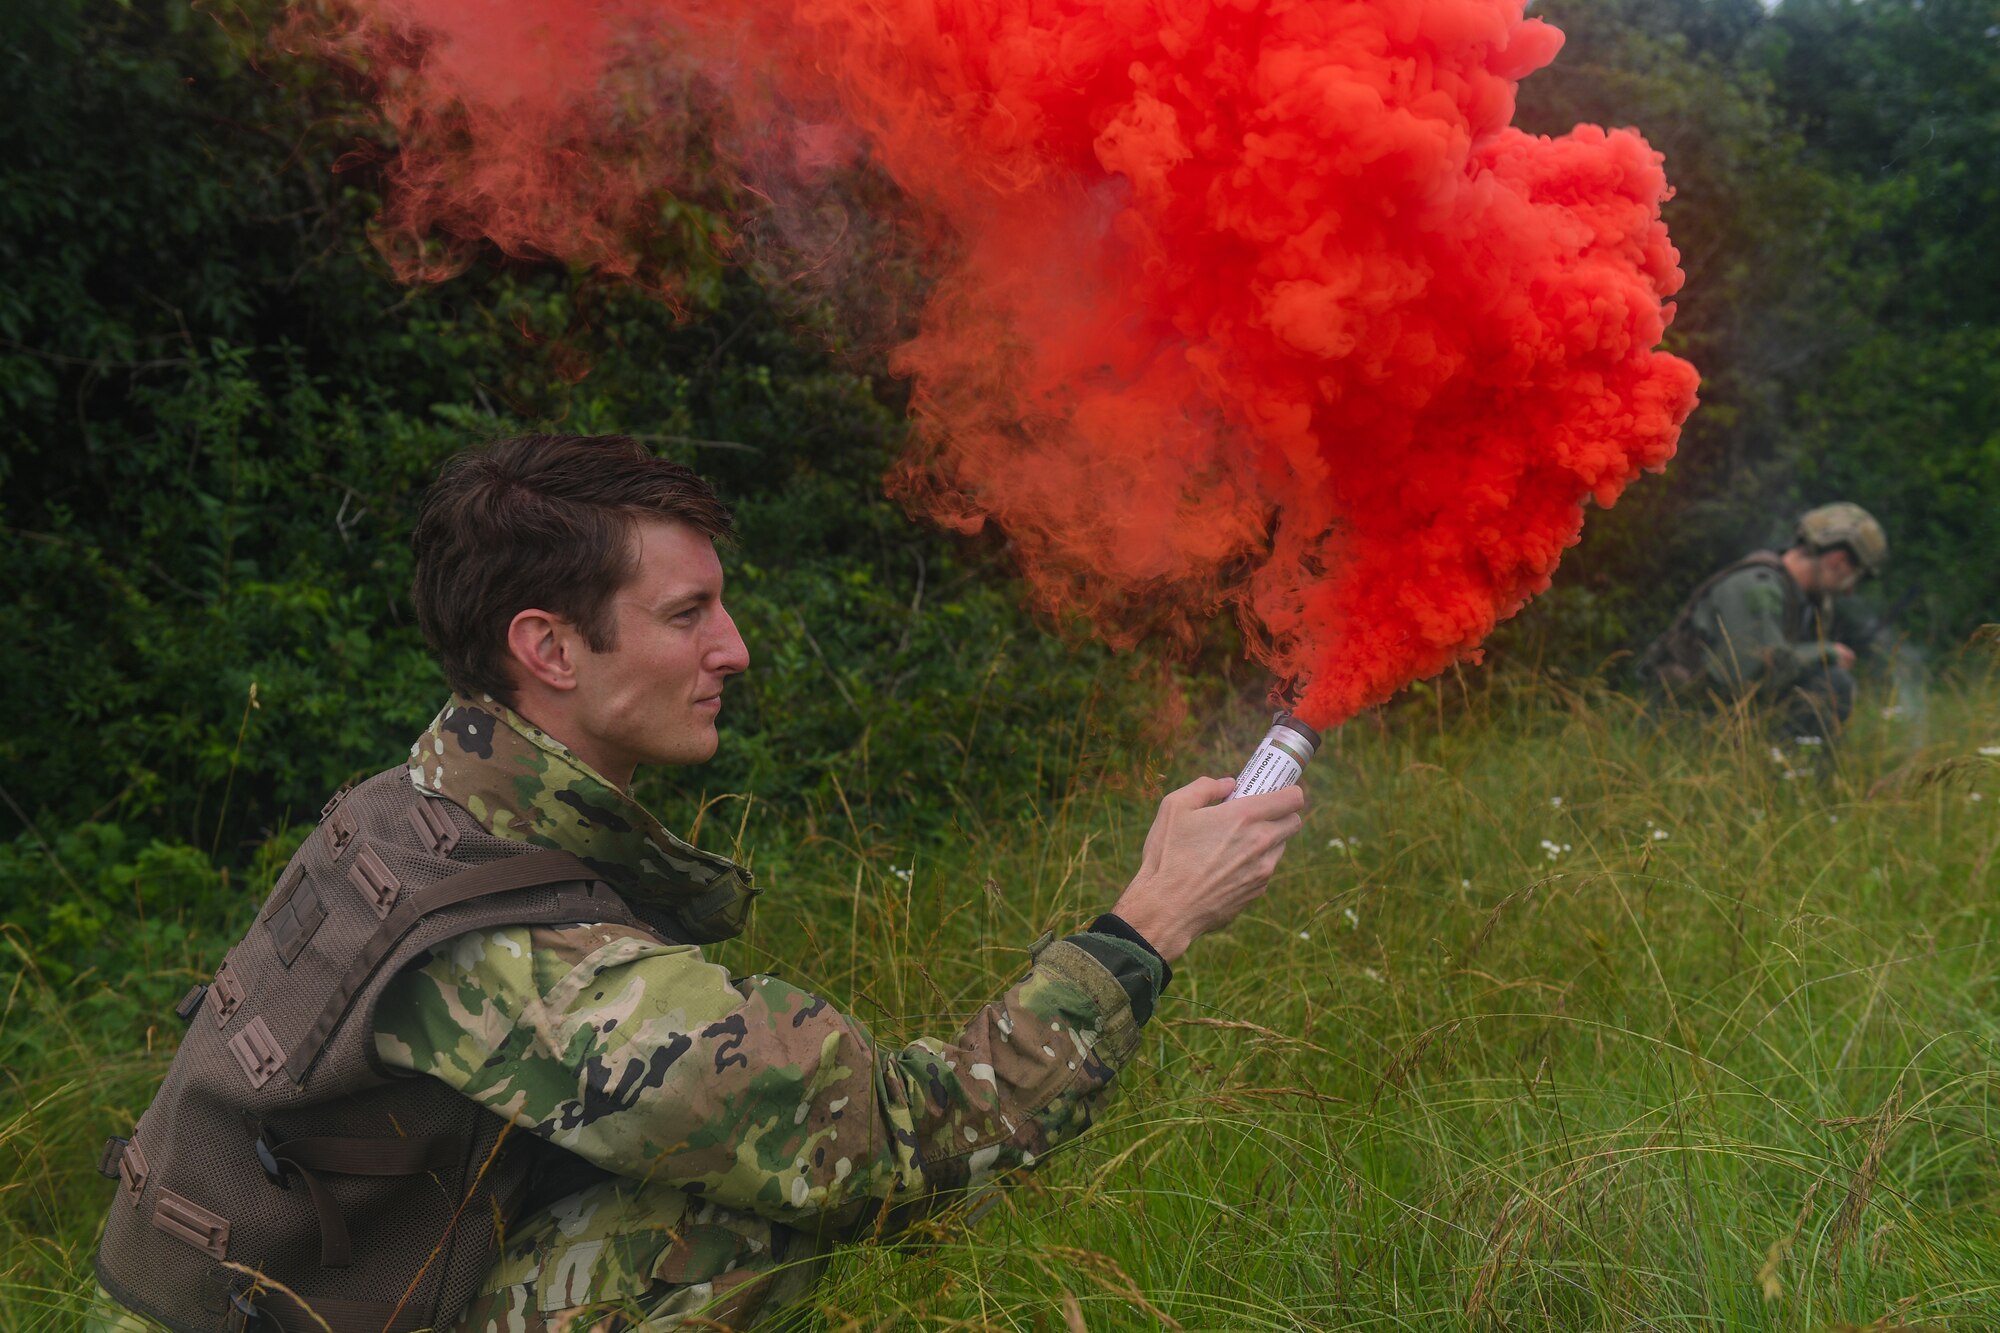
[297,0,1699,728]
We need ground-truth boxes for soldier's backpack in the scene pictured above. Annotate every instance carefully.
[95,766,667,1332]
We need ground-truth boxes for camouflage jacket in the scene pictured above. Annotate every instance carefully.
[1644,553,1842,699]
[377,695,1168,1330]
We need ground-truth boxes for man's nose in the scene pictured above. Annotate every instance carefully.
[708,606,750,675]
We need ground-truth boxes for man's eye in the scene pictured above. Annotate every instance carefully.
[670,610,699,626]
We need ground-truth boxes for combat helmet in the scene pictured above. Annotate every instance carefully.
[1796,502,1887,576]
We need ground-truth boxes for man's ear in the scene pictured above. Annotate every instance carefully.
[506,608,579,693]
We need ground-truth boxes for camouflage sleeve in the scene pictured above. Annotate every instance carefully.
[371,921,1160,1234]
[1699,568,1829,693]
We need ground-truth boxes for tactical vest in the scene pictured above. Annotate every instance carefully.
[1636,550,1798,692]
[95,766,673,1332]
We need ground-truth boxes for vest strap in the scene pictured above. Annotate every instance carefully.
[231,1284,425,1333]
[284,848,610,1084]
[258,1128,467,1268]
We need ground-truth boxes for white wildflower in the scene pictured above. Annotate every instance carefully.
[1550,796,1564,809]
[1972,791,1986,803]
[1326,837,1345,850]
[1343,907,1359,929]
[1362,968,1385,985]
[1651,828,1669,841]
[1297,930,1311,941]
[1769,746,1788,764]
[1980,745,2000,757]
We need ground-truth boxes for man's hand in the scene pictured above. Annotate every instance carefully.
[1831,642,1857,671]
[1110,776,1308,964]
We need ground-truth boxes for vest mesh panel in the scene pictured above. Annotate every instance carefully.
[96,767,660,1333]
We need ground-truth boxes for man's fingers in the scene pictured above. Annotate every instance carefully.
[1228,784,1308,820]
[1249,816,1303,864]
[1168,775,1237,808]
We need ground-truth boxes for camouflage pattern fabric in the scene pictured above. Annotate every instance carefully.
[82,1286,159,1333]
[451,1175,828,1333]
[375,696,1164,1330]
[408,695,757,943]
[1676,563,1840,698]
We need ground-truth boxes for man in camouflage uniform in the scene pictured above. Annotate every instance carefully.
[1637,502,1889,737]
[90,434,1305,1332]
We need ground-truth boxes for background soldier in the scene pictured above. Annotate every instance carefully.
[89,435,1306,1333]
[1637,502,1889,739]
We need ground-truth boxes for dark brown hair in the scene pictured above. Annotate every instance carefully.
[411,434,734,705]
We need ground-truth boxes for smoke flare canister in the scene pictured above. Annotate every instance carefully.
[1228,713,1321,800]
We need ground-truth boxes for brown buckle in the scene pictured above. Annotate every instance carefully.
[210,961,245,1028]
[227,1017,285,1090]
[318,783,352,822]
[153,1189,229,1259]
[322,808,358,857]
[348,845,402,919]
[173,983,208,1023]
[408,798,461,855]
[119,1134,150,1205]
[223,1290,265,1333]
[266,881,327,967]
[252,1126,291,1190]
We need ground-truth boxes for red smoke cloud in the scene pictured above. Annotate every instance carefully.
[299,0,1699,728]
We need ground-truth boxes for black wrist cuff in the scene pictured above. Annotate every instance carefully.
[1088,912,1173,990]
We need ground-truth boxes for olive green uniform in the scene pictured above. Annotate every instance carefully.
[1640,552,1853,733]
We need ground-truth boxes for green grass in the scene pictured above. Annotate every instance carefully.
[9,662,2000,1330]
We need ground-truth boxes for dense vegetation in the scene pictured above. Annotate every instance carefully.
[0,0,1188,981]
[1514,0,1999,662]
[1,1,1997,1326]
[3,0,1996,938]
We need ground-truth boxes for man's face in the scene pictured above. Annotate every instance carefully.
[568,518,750,774]
[1817,549,1863,595]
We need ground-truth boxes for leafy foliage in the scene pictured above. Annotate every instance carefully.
[3,0,1997,967]
[1508,0,1997,666]
[0,0,1158,967]
[1766,0,2000,640]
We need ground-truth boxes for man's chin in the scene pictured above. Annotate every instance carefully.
[649,726,720,768]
